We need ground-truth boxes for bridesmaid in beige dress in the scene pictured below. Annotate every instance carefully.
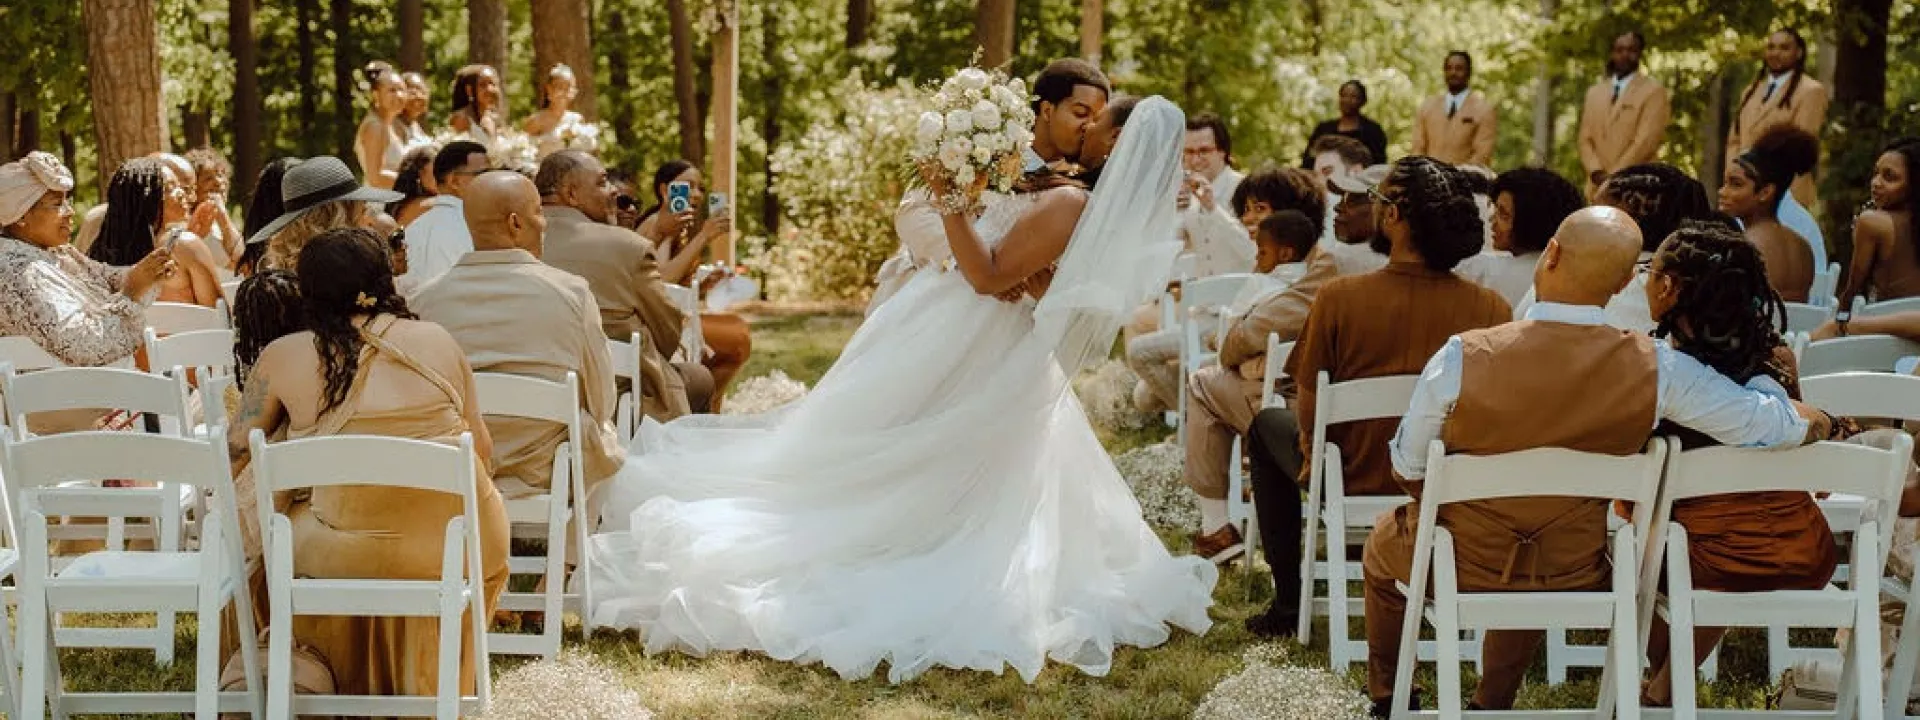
[226,226,509,701]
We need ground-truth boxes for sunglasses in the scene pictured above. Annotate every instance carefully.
[615,195,638,212]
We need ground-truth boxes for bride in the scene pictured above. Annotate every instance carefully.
[587,95,1217,684]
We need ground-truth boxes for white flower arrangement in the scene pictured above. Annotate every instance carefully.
[908,65,1036,214]
[722,370,811,416]
[558,120,605,153]
[431,127,538,170]
[475,650,654,720]
[1112,440,1199,532]
[1072,360,1158,434]
[1193,644,1370,720]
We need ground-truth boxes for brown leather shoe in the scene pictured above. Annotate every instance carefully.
[1191,523,1245,564]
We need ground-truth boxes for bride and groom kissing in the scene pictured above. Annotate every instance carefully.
[585,57,1217,685]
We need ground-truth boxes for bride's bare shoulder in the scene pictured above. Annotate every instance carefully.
[1028,185,1089,215]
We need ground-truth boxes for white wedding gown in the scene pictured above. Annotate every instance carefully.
[587,97,1216,684]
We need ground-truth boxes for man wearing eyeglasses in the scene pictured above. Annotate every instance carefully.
[397,140,491,294]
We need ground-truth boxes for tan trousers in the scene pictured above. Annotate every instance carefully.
[1183,365,1262,500]
[1361,506,1606,709]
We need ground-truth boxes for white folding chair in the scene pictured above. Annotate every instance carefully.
[472,372,593,659]
[1810,263,1839,308]
[144,327,238,549]
[1647,438,1909,719]
[1225,334,1292,576]
[0,337,136,372]
[1179,273,1259,447]
[1387,439,1665,720]
[1781,302,1836,336]
[218,279,242,305]
[146,301,231,335]
[4,429,261,719]
[1800,334,1920,378]
[249,429,490,719]
[607,333,643,443]
[662,284,703,363]
[1859,296,1920,319]
[1296,372,1461,672]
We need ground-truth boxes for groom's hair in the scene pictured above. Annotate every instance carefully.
[1231,167,1327,227]
[1032,59,1111,115]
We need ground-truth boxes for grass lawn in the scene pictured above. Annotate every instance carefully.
[44,311,1817,718]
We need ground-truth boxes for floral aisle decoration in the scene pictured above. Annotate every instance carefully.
[906,65,1036,215]
[1072,359,1158,435]
[722,370,810,416]
[1112,440,1197,532]
[1193,644,1370,720]
[476,651,653,720]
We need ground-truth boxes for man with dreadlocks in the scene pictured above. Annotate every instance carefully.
[1727,28,1828,208]
[1364,207,1832,717]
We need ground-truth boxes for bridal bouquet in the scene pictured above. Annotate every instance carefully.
[908,65,1036,214]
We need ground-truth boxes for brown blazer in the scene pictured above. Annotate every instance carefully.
[539,205,692,421]
[1726,72,1828,206]
[1410,90,1497,167]
[1578,74,1670,195]
[1219,242,1387,379]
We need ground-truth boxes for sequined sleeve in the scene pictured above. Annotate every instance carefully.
[0,255,144,367]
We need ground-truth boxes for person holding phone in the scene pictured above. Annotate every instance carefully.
[89,157,223,307]
[634,159,750,408]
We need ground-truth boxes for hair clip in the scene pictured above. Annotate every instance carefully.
[355,291,377,309]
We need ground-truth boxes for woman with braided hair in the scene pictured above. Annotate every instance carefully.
[1636,219,1838,707]
[1719,125,1819,301]
[1840,138,1920,306]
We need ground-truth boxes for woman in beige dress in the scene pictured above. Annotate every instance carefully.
[227,226,509,700]
[355,61,409,190]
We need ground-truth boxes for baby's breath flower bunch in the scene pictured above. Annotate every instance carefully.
[475,651,654,720]
[1194,644,1370,720]
[722,370,810,416]
[908,65,1036,215]
[1113,440,1199,531]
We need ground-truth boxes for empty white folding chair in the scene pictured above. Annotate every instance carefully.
[144,327,238,547]
[1810,263,1839,308]
[662,284,703,363]
[1388,439,1665,720]
[219,279,242,305]
[1859,296,1920,319]
[4,429,261,719]
[1225,334,1292,576]
[146,301,231,336]
[607,333,643,443]
[1781,302,1836,336]
[1647,438,1909,719]
[249,429,490,719]
[1800,334,1920,378]
[472,372,593,659]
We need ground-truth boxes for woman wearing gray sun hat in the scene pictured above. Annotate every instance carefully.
[248,156,402,272]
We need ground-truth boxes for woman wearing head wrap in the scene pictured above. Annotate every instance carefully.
[0,152,176,367]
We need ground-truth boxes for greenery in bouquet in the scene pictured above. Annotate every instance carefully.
[907,64,1036,215]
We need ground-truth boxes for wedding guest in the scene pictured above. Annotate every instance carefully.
[90,157,223,307]
[1307,134,1373,187]
[74,201,108,254]
[537,151,715,418]
[235,157,301,277]
[411,171,628,517]
[1233,156,1511,629]
[629,159,749,405]
[1457,166,1584,305]
[225,226,509,703]
[396,141,489,291]
[449,64,505,146]
[1727,28,1828,208]
[1411,52,1497,167]
[1840,139,1920,306]
[1303,80,1389,170]
[1720,125,1818,301]
[607,169,644,231]
[1578,31,1670,196]
[355,61,409,189]
[246,156,401,274]
[1638,220,1839,707]
[1184,112,1244,212]
[184,148,244,271]
[635,160,730,283]
[525,64,595,160]
[400,71,432,145]
[231,269,303,385]
[1361,208,1825,716]
[385,144,440,228]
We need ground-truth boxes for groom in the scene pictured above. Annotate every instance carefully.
[866,58,1113,313]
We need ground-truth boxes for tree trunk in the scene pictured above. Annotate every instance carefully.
[181,105,211,149]
[846,0,871,49]
[468,0,510,76]
[976,0,1015,69]
[0,94,14,161]
[231,0,261,207]
[1831,0,1891,109]
[60,132,77,186]
[397,0,425,73]
[761,5,782,236]
[83,0,167,187]
[331,0,354,163]
[1700,71,1730,196]
[667,0,704,166]
[531,0,597,120]
[15,108,40,159]
[295,0,320,157]
[1079,0,1102,63]
[605,9,635,153]
[1529,0,1555,165]
[710,3,739,263]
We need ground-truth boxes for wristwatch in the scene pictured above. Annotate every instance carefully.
[1834,310,1851,337]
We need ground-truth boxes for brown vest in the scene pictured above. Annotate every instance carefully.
[1437,320,1658,589]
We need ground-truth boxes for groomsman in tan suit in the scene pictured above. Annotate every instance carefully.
[535,150,715,419]
[1726,29,1828,207]
[1410,52,1497,167]
[1578,31,1670,197]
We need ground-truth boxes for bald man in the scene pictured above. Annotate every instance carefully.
[411,171,630,523]
[1351,206,1828,716]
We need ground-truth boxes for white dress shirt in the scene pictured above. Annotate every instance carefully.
[1457,251,1541,307]
[398,195,473,295]
[1180,202,1257,277]
[1389,301,1809,480]
[1211,166,1244,211]
[1511,253,1655,334]
[1445,88,1470,117]
[1021,145,1046,174]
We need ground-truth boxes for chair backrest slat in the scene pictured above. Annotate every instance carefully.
[1317,372,1421,426]
[1180,273,1257,313]
[1662,441,1909,504]
[473,372,578,425]
[145,328,237,375]
[1421,440,1667,507]
[147,301,230,334]
[1800,334,1920,376]
[0,430,230,491]
[250,431,476,497]
[1859,296,1920,319]
[606,333,641,381]
[1800,371,1920,422]
[0,337,65,372]
[3,366,190,429]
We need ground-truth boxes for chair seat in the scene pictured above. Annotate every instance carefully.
[56,551,201,582]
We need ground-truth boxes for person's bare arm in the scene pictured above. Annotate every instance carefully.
[659,216,729,285]
[356,121,398,188]
[174,234,223,307]
[938,188,1086,296]
[1840,211,1892,310]
[227,354,288,476]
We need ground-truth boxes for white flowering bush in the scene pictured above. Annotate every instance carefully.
[1113,440,1198,532]
[722,370,810,416]
[476,650,653,720]
[907,66,1035,214]
[1072,359,1157,435]
[1193,644,1369,720]
[558,120,605,154]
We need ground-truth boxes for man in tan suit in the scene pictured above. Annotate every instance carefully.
[1410,52,1497,167]
[412,171,628,515]
[1578,31,1670,197]
[535,150,714,420]
[1726,28,1828,207]
[1359,207,1827,716]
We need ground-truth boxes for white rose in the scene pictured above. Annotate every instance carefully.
[1007,78,1027,98]
[1003,119,1026,142]
[955,68,990,91]
[970,100,1002,130]
[955,164,977,187]
[915,112,945,144]
[938,137,973,170]
[971,132,997,153]
[972,145,993,166]
[945,109,974,134]
[990,85,1021,109]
